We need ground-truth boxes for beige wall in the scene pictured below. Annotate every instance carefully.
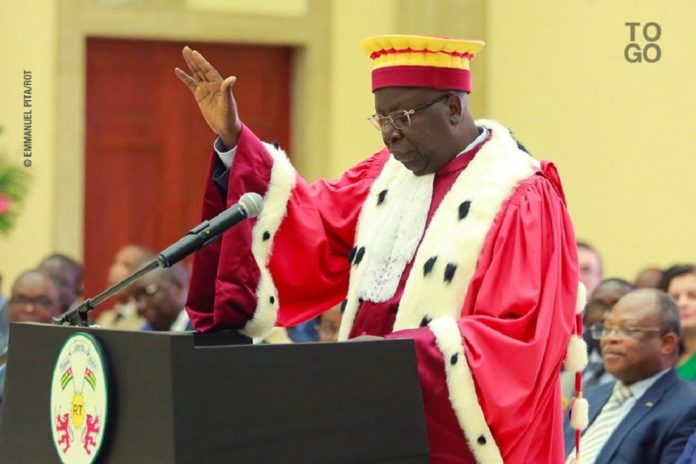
[487,0,696,279]
[1,0,694,295]
[0,0,58,295]
[326,0,488,176]
[327,0,397,176]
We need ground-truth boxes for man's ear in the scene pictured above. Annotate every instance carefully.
[661,331,679,355]
[447,94,463,124]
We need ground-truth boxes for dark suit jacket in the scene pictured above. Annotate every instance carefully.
[677,429,696,464]
[564,369,696,464]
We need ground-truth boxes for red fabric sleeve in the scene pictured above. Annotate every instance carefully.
[271,153,388,326]
[388,170,578,463]
[186,126,274,331]
[186,124,389,331]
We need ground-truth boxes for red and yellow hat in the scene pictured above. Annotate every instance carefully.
[361,34,485,93]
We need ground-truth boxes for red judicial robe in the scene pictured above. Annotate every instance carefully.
[186,119,579,463]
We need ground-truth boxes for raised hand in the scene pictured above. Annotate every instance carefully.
[175,46,242,149]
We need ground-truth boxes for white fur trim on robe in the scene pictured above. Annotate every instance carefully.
[338,120,541,460]
[338,156,433,340]
[429,316,503,463]
[240,143,296,338]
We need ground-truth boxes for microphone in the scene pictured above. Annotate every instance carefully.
[157,192,264,267]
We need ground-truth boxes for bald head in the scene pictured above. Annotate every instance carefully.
[620,289,679,335]
[131,262,189,331]
[9,270,62,323]
[39,254,83,312]
[634,267,663,289]
[586,278,635,327]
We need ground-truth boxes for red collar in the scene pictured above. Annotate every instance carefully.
[437,129,492,177]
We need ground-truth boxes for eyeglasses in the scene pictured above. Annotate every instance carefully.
[9,295,55,309]
[133,283,162,302]
[590,323,665,340]
[368,93,452,131]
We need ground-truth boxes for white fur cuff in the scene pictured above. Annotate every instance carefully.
[241,142,296,338]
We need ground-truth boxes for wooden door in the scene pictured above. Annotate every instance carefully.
[84,38,292,307]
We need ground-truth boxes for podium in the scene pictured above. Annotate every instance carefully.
[0,323,429,463]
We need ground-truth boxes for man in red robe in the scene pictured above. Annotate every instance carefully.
[176,35,580,463]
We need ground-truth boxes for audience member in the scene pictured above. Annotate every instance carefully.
[578,241,603,295]
[582,279,635,388]
[97,244,151,330]
[661,264,696,381]
[131,263,192,332]
[1,270,63,404]
[7,270,62,324]
[564,289,696,463]
[317,305,342,343]
[678,429,696,463]
[38,253,83,313]
[562,279,634,408]
[634,266,663,289]
[286,319,319,343]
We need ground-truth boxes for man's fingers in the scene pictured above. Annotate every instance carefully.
[174,67,197,93]
[192,50,222,82]
[182,47,206,83]
[181,46,199,78]
[221,76,237,95]
[189,54,207,83]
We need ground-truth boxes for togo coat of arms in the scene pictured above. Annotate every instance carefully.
[50,332,108,464]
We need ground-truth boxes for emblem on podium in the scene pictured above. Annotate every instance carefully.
[50,332,109,464]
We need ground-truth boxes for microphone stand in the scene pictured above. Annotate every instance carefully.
[53,259,161,327]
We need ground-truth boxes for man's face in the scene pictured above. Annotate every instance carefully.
[39,258,81,312]
[108,246,150,303]
[108,246,147,287]
[585,281,633,352]
[9,273,62,323]
[600,293,672,385]
[586,282,633,327]
[667,272,696,330]
[578,247,602,295]
[373,87,456,176]
[132,274,185,331]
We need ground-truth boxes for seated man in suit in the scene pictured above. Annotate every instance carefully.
[564,288,696,463]
[1,270,63,406]
[582,279,635,388]
[38,253,84,313]
[678,430,696,463]
[97,244,152,330]
[130,263,192,332]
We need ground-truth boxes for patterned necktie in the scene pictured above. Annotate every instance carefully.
[567,383,633,463]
